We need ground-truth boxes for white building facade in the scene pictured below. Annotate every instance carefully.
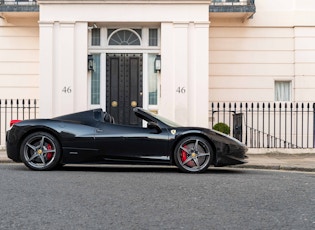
[1,0,315,144]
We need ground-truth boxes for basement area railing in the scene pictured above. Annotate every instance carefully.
[0,99,38,146]
[210,102,315,149]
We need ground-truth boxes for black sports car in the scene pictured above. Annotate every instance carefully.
[6,107,248,173]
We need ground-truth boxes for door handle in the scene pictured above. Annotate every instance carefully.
[111,101,118,107]
[131,101,137,107]
[96,129,103,133]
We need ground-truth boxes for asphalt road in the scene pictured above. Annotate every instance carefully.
[0,164,314,230]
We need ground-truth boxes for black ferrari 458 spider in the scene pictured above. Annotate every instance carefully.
[6,107,248,173]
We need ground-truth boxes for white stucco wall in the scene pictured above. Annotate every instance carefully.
[209,0,315,104]
[0,14,39,99]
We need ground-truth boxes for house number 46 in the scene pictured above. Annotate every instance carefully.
[176,87,186,94]
[62,87,72,94]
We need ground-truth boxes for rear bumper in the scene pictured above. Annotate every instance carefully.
[6,130,21,162]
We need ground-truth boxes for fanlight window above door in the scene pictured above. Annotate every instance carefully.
[108,29,141,46]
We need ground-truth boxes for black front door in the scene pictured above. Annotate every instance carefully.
[106,53,143,126]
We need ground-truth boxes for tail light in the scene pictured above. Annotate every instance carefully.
[10,120,22,127]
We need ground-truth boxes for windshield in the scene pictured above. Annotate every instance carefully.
[145,110,182,127]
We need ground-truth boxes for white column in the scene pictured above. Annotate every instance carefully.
[39,21,88,118]
[160,21,209,127]
[160,22,176,120]
[54,22,75,116]
[73,22,88,112]
[39,22,54,118]
[191,22,210,127]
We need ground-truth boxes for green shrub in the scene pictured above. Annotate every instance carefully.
[213,122,230,135]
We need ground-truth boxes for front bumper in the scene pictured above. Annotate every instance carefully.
[214,143,248,167]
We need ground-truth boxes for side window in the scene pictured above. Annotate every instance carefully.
[149,29,158,46]
[275,81,291,101]
[91,28,101,46]
[91,54,101,105]
[148,54,158,105]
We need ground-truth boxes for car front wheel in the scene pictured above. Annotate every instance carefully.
[174,136,213,173]
[20,132,61,171]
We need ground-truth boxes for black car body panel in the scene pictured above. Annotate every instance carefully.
[6,108,248,171]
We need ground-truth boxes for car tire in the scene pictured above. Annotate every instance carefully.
[20,132,61,171]
[174,136,213,173]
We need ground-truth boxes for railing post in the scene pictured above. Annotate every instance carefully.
[34,99,37,119]
[28,99,31,119]
[313,103,315,148]
[273,103,276,147]
[267,103,271,148]
[262,103,265,147]
[210,103,214,128]
[223,102,226,124]
[296,103,299,148]
[301,103,304,148]
[16,99,19,120]
[217,102,220,125]
[22,99,25,120]
[0,99,1,145]
[245,103,248,146]
[307,103,310,148]
[284,103,287,148]
[279,103,282,148]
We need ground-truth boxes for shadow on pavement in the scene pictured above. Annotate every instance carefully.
[59,165,247,174]
[3,163,249,174]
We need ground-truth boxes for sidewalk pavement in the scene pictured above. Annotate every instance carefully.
[0,150,314,172]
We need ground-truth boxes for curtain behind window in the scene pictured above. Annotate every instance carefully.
[275,81,291,101]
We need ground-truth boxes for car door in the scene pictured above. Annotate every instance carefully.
[94,122,170,162]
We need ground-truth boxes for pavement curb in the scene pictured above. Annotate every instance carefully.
[230,164,315,172]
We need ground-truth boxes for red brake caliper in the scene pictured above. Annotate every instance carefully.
[46,144,53,160]
[181,144,195,167]
[181,145,187,162]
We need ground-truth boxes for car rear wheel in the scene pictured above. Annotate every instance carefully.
[20,132,61,171]
[174,136,213,173]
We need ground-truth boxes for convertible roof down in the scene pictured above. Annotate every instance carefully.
[53,109,105,125]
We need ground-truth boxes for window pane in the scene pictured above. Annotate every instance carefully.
[148,54,158,105]
[149,29,158,46]
[91,54,100,104]
[275,81,291,101]
[108,29,141,46]
[91,28,100,46]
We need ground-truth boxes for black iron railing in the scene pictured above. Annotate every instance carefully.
[211,0,254,6]
[210,102,315,149]
[0,99,38,146]
[0,0,37,5]
[210,0,256,18]
[0,0,38,12]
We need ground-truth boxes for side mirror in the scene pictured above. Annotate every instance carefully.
[147,122,162,133]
